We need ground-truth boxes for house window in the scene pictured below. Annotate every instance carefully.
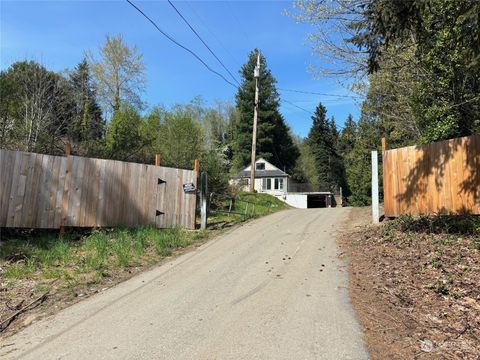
[256,162,265,170]
[262,178,271,190]
[274,178,284,190]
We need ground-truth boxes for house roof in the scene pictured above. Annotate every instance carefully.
[232,157,289,178]
[234,169,289,179]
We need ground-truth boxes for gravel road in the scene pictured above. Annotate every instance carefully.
[1,208,368,360]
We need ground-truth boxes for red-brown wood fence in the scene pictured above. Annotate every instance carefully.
[382,134,480,217]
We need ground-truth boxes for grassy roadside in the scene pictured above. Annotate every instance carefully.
[339,209,480,360]
[207,191,289,228]
[0,192,288,336]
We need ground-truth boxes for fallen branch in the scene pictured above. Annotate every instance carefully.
[0,292,48,332]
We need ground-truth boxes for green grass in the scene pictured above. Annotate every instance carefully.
[208,192,289,226]
[1,193,287,294]
[0,226,205,285]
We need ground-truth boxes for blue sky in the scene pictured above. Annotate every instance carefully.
[1,0,361,137]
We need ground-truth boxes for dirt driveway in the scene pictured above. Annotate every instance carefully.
[1,208,367,360]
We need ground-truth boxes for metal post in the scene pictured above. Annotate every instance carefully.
[200,171,208,230]
[371,151,379,224]
[249,52,261,192]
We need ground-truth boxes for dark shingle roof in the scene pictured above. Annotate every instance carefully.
[234,169,289,178]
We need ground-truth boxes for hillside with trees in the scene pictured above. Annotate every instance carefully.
[0,38,301,196]
[290,0,480,205]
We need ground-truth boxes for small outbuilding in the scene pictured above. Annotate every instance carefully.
[284,192,336,209]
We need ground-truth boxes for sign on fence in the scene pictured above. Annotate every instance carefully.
[382,134,480,217]
[0,150,197,229]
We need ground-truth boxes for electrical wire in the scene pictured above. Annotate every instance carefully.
[281,99,348,131]
[126,0,356,132]
[278,88,362,99]
[185,1,243,69]
[166,0,240,86]
[282,99,314,115]
[126,0,237,88]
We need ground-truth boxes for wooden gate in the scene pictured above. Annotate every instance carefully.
[382,135,480,217]
[0,149,197,229]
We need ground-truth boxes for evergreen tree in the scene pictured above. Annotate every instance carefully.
[306,103,331,190]
[305,104,348,193]
[69,59,104,153]
[327,117,347,194]
[338,114,357,156]
[232,49,298,173]
[345,112,382,206]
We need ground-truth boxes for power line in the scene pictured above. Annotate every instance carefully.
[281,99,347,131]
[282,99,313,115]
[126,0,237,88]
[185,1,243,69]
[166,0,240,86]
[278,88,362,99]
[127,0,354,132]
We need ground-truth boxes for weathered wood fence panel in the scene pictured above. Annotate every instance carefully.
[383,134,480,217]
[0,149,197,229]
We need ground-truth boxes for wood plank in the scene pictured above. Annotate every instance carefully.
[65,156,79,226]
[54,157,67,228]
[71,157,86,226]
[473,135,480,212]
[13,153,32,227]
[102,159,115,226]
[123,161,133,226]
[96,159,107,227]
[146,165,157,227]
[461,136,474,212]
[19,153,36,227]
[130,163,141,226]
[39,155,54,228]
[78,157,92,226]
[0,150,15,226]
[6,151,22,227]
[46,156,61,228]
[85,158,101,227]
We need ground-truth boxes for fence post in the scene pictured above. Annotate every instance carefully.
[381,137,388,153]
[371,151,380,224]
[200,171,208,230]
[155,154,161,166]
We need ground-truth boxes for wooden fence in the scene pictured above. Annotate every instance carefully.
[0,149,197,229]
[382,134,480,217]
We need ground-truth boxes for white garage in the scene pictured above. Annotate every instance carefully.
[282,192,336,209]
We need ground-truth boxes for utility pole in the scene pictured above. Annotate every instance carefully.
[250,52,260,192]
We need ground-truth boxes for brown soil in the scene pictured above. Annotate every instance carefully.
[338,207,480,360]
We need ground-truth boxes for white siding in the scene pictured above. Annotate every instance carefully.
[284,194,308,209]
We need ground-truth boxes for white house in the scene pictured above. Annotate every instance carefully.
[231,158,288,196]
[231,158,339,209]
